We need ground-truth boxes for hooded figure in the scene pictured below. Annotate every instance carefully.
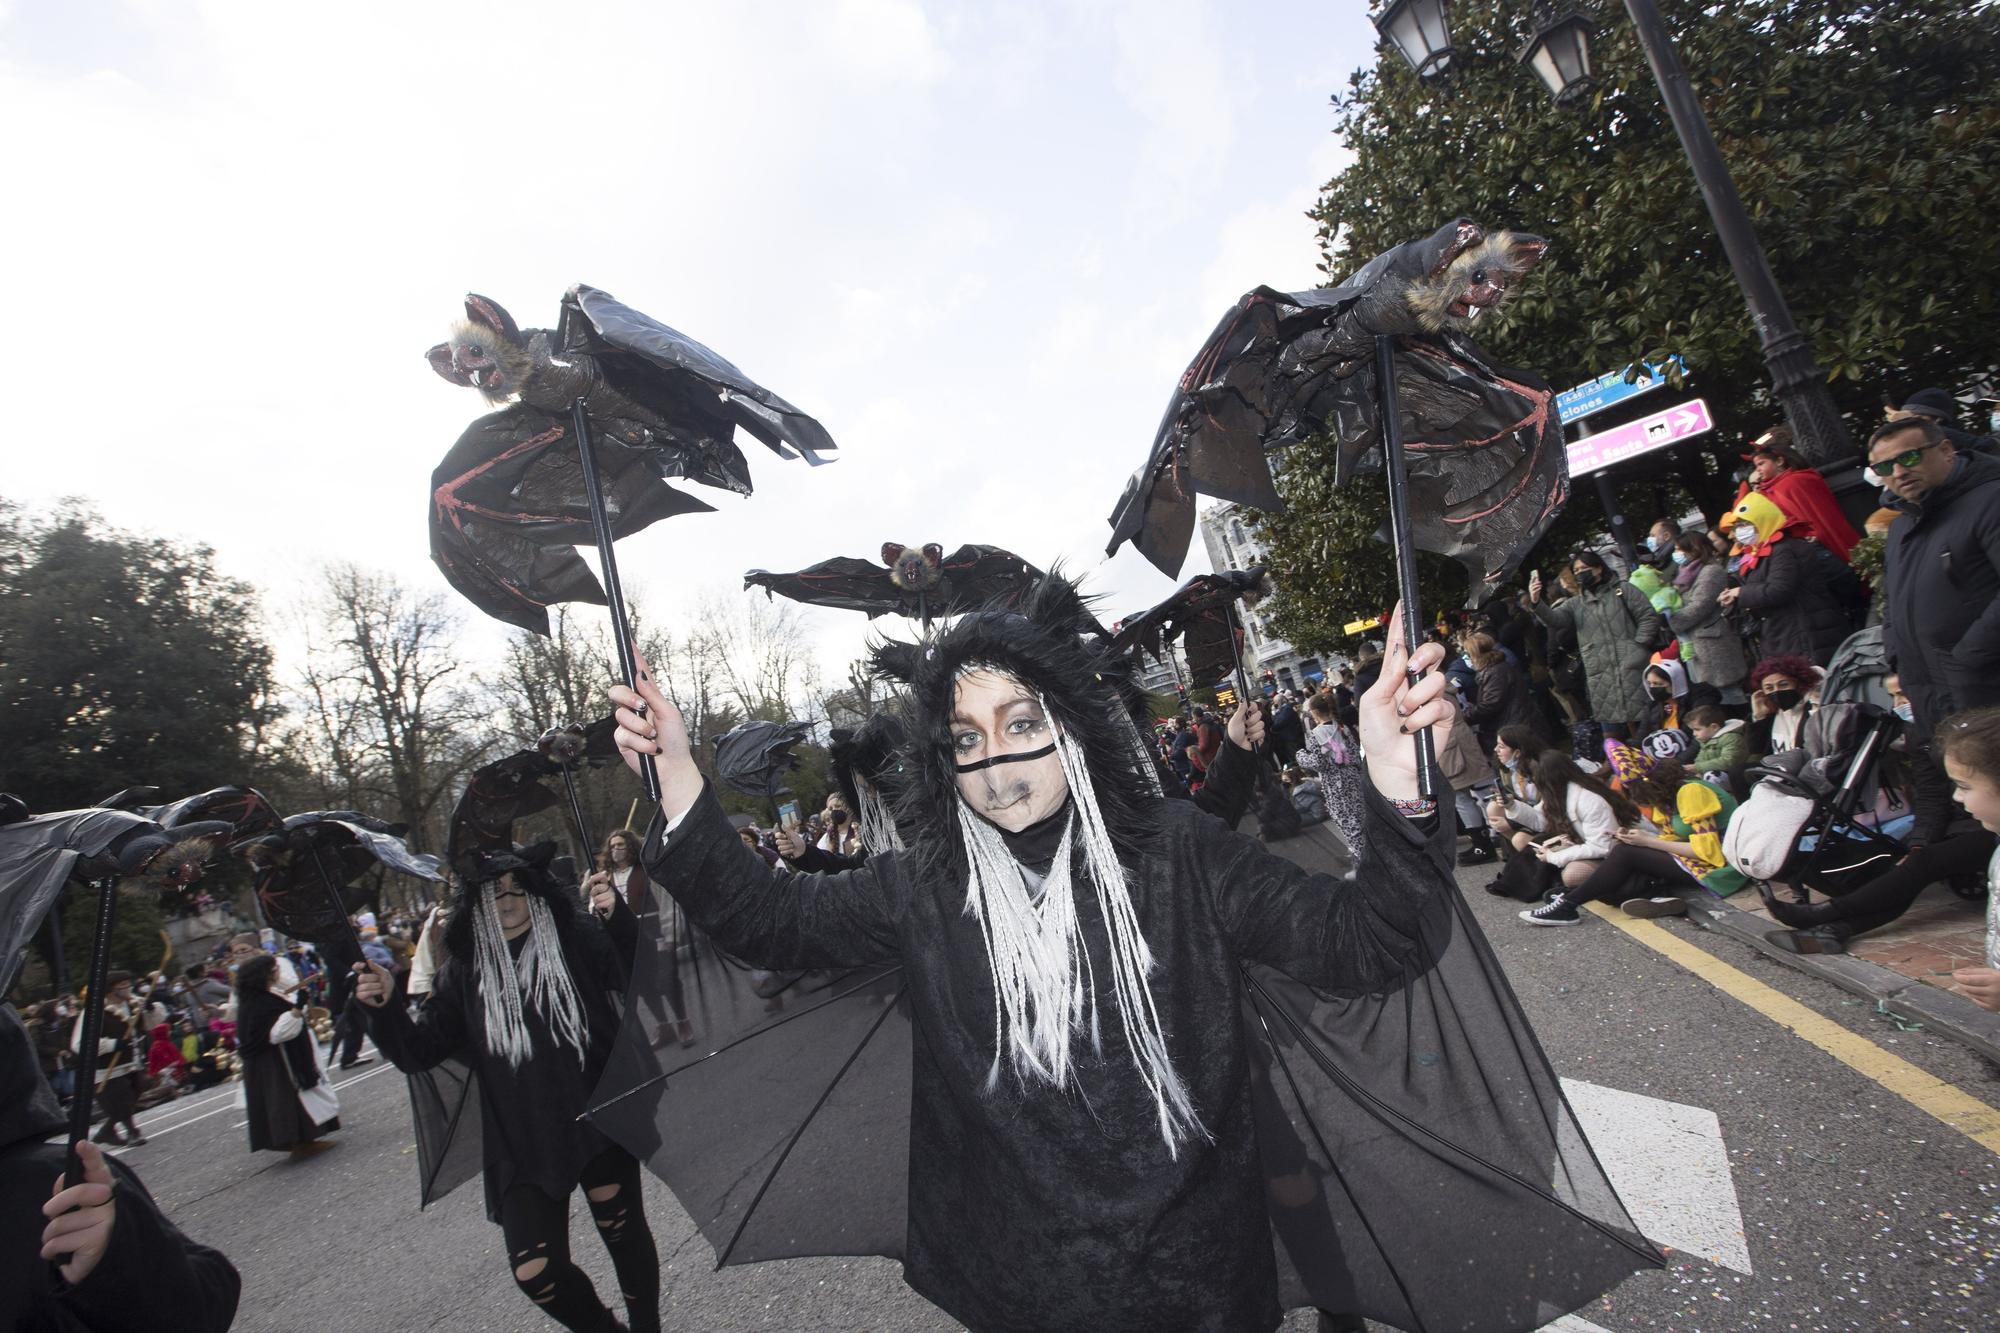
[612,573,1660,1333]
[0,1006,241,1332]
[234,953,340,1153]
[1725,492,1861,665]
[355,845,661,1333]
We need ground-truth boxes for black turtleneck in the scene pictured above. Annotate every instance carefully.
[994,798,1074,877]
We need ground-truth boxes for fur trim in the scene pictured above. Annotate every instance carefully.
[1404,231,1546,332]
[868,568,1164,888]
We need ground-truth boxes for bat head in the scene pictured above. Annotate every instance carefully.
[882,542,945,593]
[1405,228,1549,332]
[426,293,533,404]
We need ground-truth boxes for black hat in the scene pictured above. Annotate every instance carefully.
[1900,387,1957,420]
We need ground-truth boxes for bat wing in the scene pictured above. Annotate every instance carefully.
[562,285,838,466]
[431,405,715,634]
[933,545,1045,616]
[714,721,812,798]
[448,750,563,867]
[744,557,899,617]
[1175,601,1242,690]
[0,807,162,992]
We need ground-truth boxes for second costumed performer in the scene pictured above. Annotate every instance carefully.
[608,573,1658,1332]
[351,846,660,1333]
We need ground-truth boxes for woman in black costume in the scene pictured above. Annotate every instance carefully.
[352,846,659,1333]
[608,576,1659,1333]
[234,954,339,1155]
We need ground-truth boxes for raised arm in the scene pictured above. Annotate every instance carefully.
[352,959,468,1072]
[1202,609,1456,992]
[613,654,900,970]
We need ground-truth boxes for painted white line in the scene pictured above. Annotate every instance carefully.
[1562,1078,1752,1275]
[1540,1317,1613,1333]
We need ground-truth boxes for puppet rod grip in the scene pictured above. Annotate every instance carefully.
[571,397,662,804]
[1374,335,1439,802]
[63,875,121,1188]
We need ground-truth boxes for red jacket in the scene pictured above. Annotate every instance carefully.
[1732,468,1859,561]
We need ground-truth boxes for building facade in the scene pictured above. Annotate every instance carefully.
[1196,501,1326,692]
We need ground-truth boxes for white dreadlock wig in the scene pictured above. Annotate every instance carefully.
[471,880,592,1070]
[855,775,906,855]
[955,678,1205,1155]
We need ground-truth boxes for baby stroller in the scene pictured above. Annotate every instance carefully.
[1721,704,1906,896]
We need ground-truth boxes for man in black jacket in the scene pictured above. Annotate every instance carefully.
[1875,418,2000,739]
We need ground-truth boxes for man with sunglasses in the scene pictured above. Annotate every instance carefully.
[1875,415,2000,773]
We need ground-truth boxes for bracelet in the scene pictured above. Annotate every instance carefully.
[1389,797,1437,818]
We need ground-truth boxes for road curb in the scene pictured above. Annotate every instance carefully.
[1684,900,2000,1067]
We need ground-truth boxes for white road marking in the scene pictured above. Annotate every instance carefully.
[1540,1317,1613,1333]
[1562,1077,1752,1275]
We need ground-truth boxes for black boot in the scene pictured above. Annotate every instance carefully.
[1764,924,1852,955]
[1457,825,1497,867]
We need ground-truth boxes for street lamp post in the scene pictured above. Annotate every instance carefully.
[1375,1,1856,468]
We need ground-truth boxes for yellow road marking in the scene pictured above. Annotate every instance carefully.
[1586,903,2000,1155]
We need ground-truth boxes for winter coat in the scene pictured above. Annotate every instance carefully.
[1461,657,1545,748]
[1531,581,1663,728]
[1693,722,1748,774]
[1667,559,1749,689]
[1438,706,1497,793]
[1502,784,1625,867]
[1881,450,2000,738]
[1730,534,1857,665]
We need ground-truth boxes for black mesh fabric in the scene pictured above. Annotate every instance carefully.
[405,1056,484,1209]
[587,904,911,1266]
[1248,829,1660,1332]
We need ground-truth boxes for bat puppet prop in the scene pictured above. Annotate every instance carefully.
[427,285,839,801]
[745,541,1044,629]
[1105,217,1565,797]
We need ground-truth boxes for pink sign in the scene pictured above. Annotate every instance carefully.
[1567,398,1714,477]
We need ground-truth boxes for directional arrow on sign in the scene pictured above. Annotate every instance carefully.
[1567,398,1717,479]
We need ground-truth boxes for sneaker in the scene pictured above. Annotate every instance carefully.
[1622,896,1688,919]
[1457,844,1497,866]
[338,1056,374,1070]
[1519,898,1583,926]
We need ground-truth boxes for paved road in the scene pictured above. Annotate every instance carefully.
[98,860,1999,1331]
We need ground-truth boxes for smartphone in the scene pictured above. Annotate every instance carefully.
[777,800,801,832]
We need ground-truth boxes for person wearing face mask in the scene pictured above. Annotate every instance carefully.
[1729,426,1860,560]
[1635,660,1718,739]
[351,848,659,1333]
[1663,532,1749,695]
[1526,550,1664,738]
[1642,518,1682,570]
[1717,492,1863,666]
[1745,656,1819,758]
[608,574,1659,1333]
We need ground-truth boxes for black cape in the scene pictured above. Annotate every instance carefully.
[592,781,1659,1332]
[365,898,646,1221]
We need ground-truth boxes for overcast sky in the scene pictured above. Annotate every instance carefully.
[1,0,1378,690]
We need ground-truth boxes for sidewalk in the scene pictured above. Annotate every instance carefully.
[1690,884,2000,1065]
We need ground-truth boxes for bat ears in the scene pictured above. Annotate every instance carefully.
[881,542,906,566]
[463,293,524,345]
[427,342,474,387]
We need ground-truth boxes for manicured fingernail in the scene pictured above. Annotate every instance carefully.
[1399,723,1410,734]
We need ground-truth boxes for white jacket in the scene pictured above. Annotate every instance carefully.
[1503,785,1625,866]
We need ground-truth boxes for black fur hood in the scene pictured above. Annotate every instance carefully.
[869,570,1162,886]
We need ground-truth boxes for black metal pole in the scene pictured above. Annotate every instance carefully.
[572,398,663,804]
[1593,470,1639,571]
[1620,0,1850,468]
[64,876,120,1186]
[558,768,598,868]
[305,843,368,963]
[1374,336,1440,801]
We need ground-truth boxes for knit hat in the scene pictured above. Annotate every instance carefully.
[1899,387,1957,420]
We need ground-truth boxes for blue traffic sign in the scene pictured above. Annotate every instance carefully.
[1555,357,1685,424]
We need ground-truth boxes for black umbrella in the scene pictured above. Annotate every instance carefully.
[1,796,233,1184]
[236,812,443,951]
[713,720,814,801]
